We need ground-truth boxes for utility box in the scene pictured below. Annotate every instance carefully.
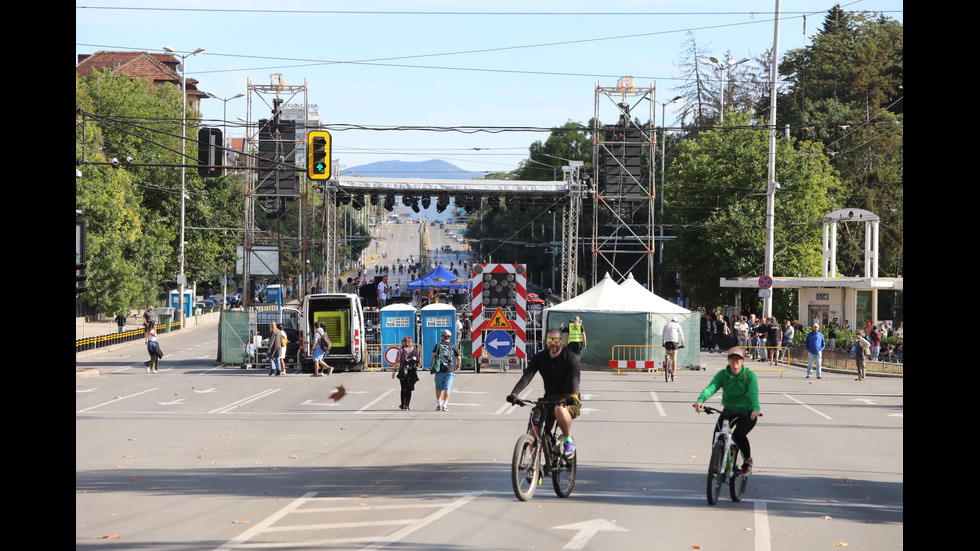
[420,303,456,371]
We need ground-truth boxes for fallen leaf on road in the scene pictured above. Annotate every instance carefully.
[330,386,347,401]
[98,535,122,539]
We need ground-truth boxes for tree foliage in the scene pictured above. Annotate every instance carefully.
[76,71,243,313]
[664,111,839,309]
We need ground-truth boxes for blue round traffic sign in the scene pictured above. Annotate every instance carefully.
[485,330,514,358]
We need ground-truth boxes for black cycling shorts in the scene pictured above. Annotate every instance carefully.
[664,341,679,351]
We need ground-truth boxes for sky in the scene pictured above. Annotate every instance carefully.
[76,1,903,177]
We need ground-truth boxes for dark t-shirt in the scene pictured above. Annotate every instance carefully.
[766,324,781,345]
[510,348,581,398]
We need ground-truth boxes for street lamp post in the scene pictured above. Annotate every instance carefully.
[207,91,243,176]
[163,46,204,327]
[697,56,751,124]
[658,95,683,264]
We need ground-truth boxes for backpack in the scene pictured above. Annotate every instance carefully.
[318,331,331,351]
[432,342,454,373]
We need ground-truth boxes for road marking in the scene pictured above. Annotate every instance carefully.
[649,391,667,417]
[357,493,478,551]
[76,388,158,413]
[552,519,627,549]
[356,389,395,413]
[210,388,281,414]
[495,389,533,415]
[755,500,772,551]
[781,393,833,420]
[213,491,318,550]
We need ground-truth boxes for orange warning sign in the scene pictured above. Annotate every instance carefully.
[487,307,513,330]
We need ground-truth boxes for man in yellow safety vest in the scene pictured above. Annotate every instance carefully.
[562,316,587,357]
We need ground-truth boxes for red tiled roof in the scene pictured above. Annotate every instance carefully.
[76,51,207,99]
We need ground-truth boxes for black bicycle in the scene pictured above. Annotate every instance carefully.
[700,406,759,504]
[509,398,577,501]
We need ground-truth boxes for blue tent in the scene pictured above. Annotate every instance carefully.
[407,265,470,290]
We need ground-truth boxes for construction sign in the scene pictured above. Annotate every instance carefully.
[487,307,514,330]
[470,264,527,360]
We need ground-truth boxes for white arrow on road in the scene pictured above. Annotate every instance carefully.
[158,399,186,406]
[853,398,876,405]
[552,519,627,549]
[578,407,604,415]
[301,399,340,407]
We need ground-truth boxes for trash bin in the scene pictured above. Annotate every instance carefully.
[459,339,474,371]
[156,307,175,333]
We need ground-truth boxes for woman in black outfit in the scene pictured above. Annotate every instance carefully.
[392,335,420,410]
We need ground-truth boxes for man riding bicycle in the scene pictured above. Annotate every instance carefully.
[662,316,685,381]
[693,347,761,475]
[507,328,581,458]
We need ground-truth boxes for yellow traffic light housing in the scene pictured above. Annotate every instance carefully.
[307,130,331,180]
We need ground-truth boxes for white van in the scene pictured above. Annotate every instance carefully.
[299,293,367,373]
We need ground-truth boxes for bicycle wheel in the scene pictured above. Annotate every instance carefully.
[552,448,577,498]
[664,356,672,382]
[511,433,540,501]
[730,445,748,502]
[706,440,725,505]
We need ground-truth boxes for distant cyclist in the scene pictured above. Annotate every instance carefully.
[507,328,581,458]
[693,347,761,475]
[662,316,686,381]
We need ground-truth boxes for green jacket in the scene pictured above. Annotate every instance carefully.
[697,367,760,413]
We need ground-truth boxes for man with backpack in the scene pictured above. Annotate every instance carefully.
[431,329,461,411]
[311,322,334,377]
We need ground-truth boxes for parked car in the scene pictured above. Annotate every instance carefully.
[526,293,545,305]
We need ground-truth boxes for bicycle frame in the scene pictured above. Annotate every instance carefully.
[701,406,756,504]
[510,398,577,501]
[523,400,564,475]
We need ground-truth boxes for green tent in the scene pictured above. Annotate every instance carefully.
[544,274,698,368]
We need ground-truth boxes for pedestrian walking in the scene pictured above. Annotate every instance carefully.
[144,321,160,373]
[267,322,283,376]
[431,329,460,411]
[392,336,420,410]
[311,322,334,376]
[276,322,289,374]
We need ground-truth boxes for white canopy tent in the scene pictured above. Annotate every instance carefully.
[544,273,698,367]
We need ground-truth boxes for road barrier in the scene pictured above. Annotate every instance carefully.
[75,320,182,354]
[609,345,665,373]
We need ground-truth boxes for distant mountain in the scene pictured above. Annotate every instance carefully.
[340,159,485,180]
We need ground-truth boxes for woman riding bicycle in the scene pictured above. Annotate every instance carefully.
[693,347,761,475]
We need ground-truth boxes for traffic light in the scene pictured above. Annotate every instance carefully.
[76,262,87,294]
[308,130,331,180]
[197,127,223,177]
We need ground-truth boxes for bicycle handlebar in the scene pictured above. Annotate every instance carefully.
[508,397,573,408]
[699,405,761,417]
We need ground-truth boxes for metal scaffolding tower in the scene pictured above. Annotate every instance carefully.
[242,76,309,305]
[591,78,658,291]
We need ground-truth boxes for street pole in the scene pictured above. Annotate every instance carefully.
[163,46,204,328]
[763,1,781,318]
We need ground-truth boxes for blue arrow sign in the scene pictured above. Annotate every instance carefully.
[485,330,514,358]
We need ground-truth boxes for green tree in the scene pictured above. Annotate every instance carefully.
[664,111,840,308]
[76,70,244,312]
[777,6,903,278]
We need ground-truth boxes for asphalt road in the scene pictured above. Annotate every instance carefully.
[77,326,902,551]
